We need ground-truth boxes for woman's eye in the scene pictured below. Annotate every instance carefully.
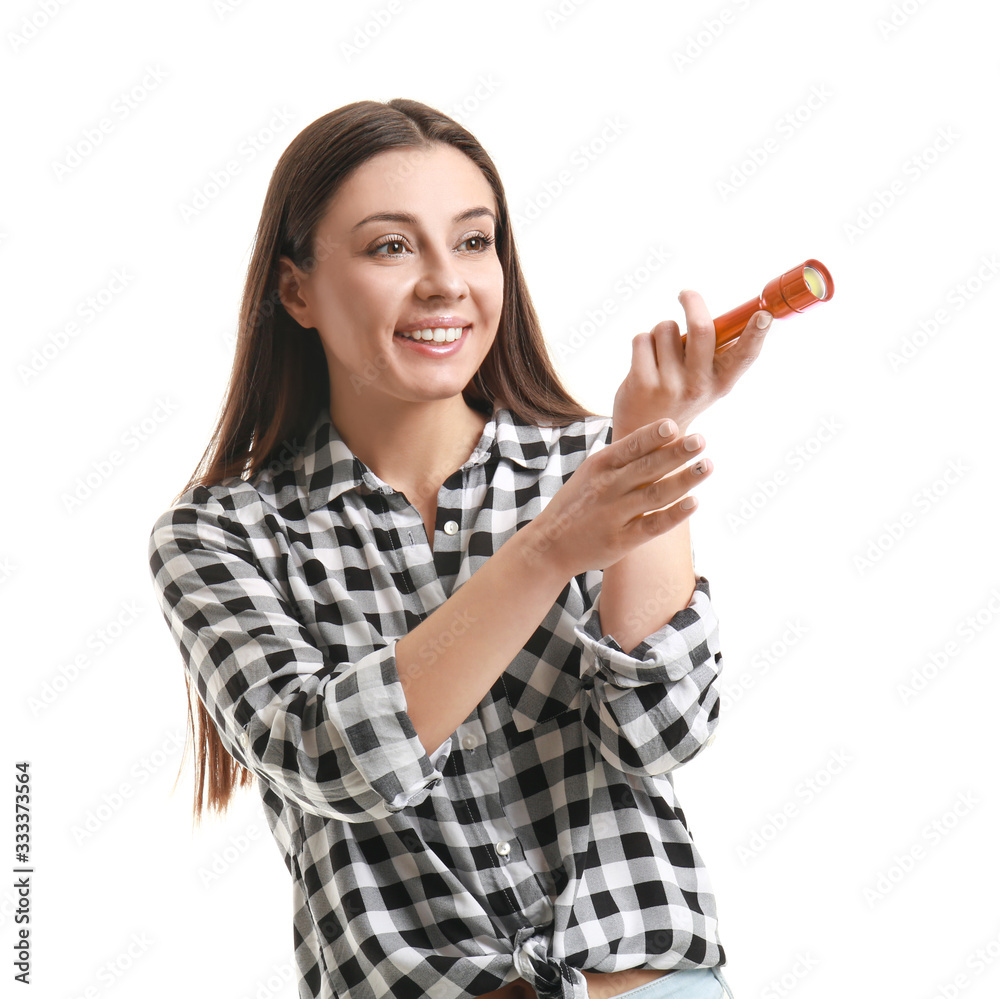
[461,233,495,252]
[370,237,409,257]
[370,233,494,257]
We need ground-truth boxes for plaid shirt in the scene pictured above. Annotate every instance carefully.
[147,401,728,999]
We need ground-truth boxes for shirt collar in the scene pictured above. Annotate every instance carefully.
[290,402,555,511]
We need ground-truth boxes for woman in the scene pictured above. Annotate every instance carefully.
[148,98,768,999]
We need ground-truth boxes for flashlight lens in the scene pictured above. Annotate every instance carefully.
[803,266,827,300]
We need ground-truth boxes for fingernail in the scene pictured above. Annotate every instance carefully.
[683,433,703,451]
[680,496,697,510]
[659,419,677,437]
[755,311,772,331]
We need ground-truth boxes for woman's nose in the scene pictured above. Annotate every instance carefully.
[415,245,467,300]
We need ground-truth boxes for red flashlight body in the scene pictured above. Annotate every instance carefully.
[696,259,834,350]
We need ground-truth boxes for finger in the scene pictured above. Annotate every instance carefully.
[627,450,713,520]
[627,493,699,544]
[677,289,717,370]
[626,427,708,489]
[649,318,684,370]
[629,331,660,391]
[605,417,682,473]
[713,309,771,387]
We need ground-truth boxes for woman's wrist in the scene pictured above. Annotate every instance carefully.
[508,515,579,589]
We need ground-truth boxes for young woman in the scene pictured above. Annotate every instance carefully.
[148,98,770,999]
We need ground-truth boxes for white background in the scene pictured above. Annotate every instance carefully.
[6,1,1000,997]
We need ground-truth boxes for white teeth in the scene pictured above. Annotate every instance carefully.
[397,327,465,342]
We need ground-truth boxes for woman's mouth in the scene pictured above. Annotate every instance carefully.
[393,325,472,356]
[394,326,469,343]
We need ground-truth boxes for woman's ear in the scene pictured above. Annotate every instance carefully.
[277,256,315,329]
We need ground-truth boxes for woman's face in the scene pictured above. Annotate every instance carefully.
[278,142,504,411]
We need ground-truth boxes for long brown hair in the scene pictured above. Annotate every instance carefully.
[170,98,599,823]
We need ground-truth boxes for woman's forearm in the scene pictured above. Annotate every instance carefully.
[597,518,696,655]
[598,419,698,654]
[395,523,573,755]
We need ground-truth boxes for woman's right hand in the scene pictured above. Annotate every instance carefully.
[517,418,711,579]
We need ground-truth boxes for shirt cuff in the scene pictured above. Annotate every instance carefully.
[323,638,450,813]
[573,575,719,688]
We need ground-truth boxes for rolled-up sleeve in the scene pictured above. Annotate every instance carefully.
[147,496,446,822]
[573,575,723,776]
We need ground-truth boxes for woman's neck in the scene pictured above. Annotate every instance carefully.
[329,393,492,495]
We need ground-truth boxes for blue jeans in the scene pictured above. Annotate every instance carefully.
[595,966,735,999]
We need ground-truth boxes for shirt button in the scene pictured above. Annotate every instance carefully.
[495,841,511,856]
[462,734,477,750]
[443,520,459,535]
[238,730,250,750]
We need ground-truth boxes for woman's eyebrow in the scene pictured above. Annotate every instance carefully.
[351,207,498,231]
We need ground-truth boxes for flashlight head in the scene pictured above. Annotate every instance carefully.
[768,258,835,315]
[802,266,827,300]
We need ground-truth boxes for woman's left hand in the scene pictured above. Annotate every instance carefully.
[612,288,772,440]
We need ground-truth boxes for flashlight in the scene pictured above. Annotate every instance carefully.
[681,259,835,351]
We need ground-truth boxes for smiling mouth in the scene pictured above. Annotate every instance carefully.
[393,326,471,343]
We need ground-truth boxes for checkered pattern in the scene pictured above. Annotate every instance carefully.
[148,402,728,999]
